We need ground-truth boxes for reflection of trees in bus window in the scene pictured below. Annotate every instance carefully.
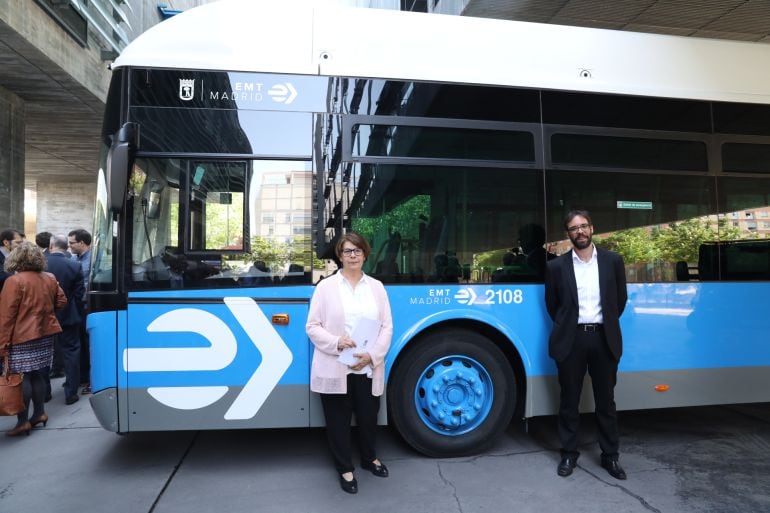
[342,164,544,284]
[547,170,770,282]
[546,170,717,283]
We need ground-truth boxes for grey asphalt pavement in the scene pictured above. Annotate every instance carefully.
[1,378,769,513]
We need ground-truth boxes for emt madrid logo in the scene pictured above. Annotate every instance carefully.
[179,78,195,101]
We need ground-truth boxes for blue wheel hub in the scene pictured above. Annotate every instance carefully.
[414,355,493,436]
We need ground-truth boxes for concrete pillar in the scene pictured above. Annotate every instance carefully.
[0,84,24,229]
[35,181,95,237]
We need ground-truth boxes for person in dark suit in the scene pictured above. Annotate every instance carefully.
[544,210,628,480]
[45,234,84,405]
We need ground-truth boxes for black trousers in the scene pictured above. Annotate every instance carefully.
[556,328,619,460]
[59,324,81,399]
[319,373,380,474]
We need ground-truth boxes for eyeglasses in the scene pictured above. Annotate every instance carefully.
[566,223,591,234]
[342,248,363,256]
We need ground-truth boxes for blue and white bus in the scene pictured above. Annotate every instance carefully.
[88,0,770,456]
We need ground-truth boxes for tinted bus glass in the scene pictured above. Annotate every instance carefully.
[352,125,535,162]
[722,143,770,174]
[546,170,716,282]
[551,134,708,172]
[714,102,770,136]
[325,163,545,283]
[543,91,711,132]
[339,79,541,122]
[130,108,312,157]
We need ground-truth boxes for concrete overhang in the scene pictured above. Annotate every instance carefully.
[0,1,111,185]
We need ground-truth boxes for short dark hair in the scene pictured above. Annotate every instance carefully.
[335,232,371,259]
[1,228,24,245]
[35,231,52,249]
[68,229,92,246]
[564,210,593,231]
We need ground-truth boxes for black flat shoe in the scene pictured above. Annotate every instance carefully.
[339,474,358,494]
[361,460,389,478]
[557,455,577,477]
[601,459,627,480]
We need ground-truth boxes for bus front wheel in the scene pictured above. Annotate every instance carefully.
[388,329,516,457]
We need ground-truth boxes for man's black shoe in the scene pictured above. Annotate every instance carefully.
[557,455,577,477]
[65,395,79,405]
[601,459,627,480]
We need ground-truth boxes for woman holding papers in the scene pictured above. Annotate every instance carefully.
[306,232,393,494]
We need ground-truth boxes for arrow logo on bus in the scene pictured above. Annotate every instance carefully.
[454,288,478,305]
[122,298,293,419]
[267,83,297,104]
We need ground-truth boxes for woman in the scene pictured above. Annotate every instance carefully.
[0,241,66,436]
[306,232,393,494]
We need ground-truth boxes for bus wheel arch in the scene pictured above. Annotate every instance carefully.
[387,322,524,457]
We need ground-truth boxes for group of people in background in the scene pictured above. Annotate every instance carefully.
[0,227,92,436]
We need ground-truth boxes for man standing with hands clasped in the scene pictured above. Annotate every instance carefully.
[544,210,628,480]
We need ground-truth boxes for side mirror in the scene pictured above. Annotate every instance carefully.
[107,122,139,214]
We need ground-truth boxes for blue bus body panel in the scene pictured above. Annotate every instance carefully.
[91,281,770,430]
[621,282,770,371]
[88,310,119,392]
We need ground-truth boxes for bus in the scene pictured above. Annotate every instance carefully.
[88,0,770,457]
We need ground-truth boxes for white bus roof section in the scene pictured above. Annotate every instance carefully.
[113,0,770,104]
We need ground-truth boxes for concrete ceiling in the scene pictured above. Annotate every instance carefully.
[0,18,103,185]
[463,0,770,42]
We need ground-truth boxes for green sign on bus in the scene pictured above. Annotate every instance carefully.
[617,201,653,210]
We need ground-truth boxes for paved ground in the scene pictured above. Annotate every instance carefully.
[1,378,769,513]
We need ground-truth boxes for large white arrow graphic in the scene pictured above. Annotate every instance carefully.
[124,309,237,372]
[122,299,293,418]
[123,308,238,410]
[222,297,293,420]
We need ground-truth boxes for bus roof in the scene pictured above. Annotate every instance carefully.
[113,0,770,104]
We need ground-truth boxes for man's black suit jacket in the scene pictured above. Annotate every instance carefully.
[544,247,628,363]
[45,252,85,327]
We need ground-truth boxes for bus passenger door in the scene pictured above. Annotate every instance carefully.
[122,297,310,431]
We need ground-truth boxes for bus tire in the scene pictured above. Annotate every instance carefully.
[388,328,516,457]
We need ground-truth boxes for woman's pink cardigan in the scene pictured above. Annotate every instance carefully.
[306,273,393,396]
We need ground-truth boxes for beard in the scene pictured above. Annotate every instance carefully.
[570,232,592,250]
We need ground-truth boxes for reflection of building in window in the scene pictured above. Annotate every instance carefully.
[253,169,312,244]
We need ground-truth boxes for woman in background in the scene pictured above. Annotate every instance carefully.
[0,241,66,436]
[306,232,393,494]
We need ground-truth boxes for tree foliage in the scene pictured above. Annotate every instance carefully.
[596,218,743,264]
[352,195,430,243]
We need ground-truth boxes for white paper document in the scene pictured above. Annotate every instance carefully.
[338,317,381,368]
